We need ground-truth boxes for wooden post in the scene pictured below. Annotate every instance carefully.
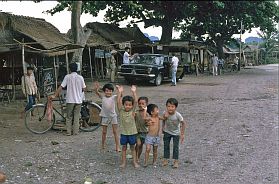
[100,58,104,79]
[53,56,57,90]
[238,20,243,71]
[65,50,69,74]
[21,40,28,101]
[88,47,94,83]
[12,54,15,100]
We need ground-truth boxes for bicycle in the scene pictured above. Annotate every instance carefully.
[24,96,102,134]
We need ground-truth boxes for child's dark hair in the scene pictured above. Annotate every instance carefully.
[27,66,34,71]
[102,83,114,92]
[122,95,134,105]
[138,96,148,103]
[147,104,158,115]
[166,98,178,107]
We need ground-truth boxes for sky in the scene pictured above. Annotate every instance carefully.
[0,1,263,41]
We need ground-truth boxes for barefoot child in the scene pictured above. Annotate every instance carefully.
[116,85,140,168]
[143,104,161,167]
[135,96,149,162]
[162,98,186,168]
[94,82,120,152]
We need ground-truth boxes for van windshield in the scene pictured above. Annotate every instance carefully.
[131,55,164,65]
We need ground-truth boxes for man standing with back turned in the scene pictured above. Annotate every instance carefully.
[171,53,179,86]
[51,62,86,136]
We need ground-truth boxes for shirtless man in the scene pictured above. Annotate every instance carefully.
[143,104,162,167]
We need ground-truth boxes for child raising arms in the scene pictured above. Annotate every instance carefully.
[94,82,120,152]
[143,104,161,167]
[116,85,140,168]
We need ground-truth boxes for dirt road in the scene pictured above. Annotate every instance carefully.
[0,64,278,184]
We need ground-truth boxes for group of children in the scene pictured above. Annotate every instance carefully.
[94,82,186,169]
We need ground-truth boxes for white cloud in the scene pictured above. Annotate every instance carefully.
[0,1,260,40]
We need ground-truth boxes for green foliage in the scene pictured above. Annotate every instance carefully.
[258,29,279,64]
[180,1,279,44]
[44,1,107,16]
[179,1,279,58]
[44,1,194,43]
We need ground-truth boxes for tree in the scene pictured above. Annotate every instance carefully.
[180,1,279,60]
[70,1,91,66]
[47,1,194,45]
[103,1,194,44]
[257,30,279,64]
[44,1,107,65]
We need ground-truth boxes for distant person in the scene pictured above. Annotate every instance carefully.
[122,47,137,65]
[193,58,199,76]
[21,67,38,115]
[110,50,117,82]
[50,62,86,136]
[212,54,218,76]
[171,53,179,86]
[234,56,239,65]
[218,58,224,75]
[162,98,186,168]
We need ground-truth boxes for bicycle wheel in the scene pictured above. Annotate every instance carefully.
[79,102,102,132]
[25,104,55,134]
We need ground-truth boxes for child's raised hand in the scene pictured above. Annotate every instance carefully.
[131,85,136,93]
[116,85,123,93]
[94,81,100,90]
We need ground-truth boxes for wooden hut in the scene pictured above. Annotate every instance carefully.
[0,12,80,100]
[243,45,259,66]
[121,25,151,53]
[151,39,212,74]
[77,22,151,79]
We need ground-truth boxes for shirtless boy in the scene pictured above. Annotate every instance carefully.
[143,104,161,167]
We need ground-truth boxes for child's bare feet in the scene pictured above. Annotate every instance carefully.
[173,160,179,168]
[133,162,140,168]
[162,159,168,166]
[143,163,148,167]
[0,171,6,183]
[120,163,126,168]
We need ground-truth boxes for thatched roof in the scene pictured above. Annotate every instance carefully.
[223,45,239,54]
[0,12,80,55]
[86,33,111,47]
[121,26,150,44]
[85,22,135,44]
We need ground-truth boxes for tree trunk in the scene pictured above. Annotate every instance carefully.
[160,19,173,44]
[216,38,225,59]
[70,1,92,72]
[160,19,173,55]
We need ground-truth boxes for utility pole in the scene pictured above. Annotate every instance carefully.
[238,20,243,71]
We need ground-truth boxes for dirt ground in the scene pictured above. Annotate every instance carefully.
[0,64,278,184]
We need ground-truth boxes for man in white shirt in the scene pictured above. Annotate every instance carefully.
[171,54,179,86]
[51,62,86,135]
[123,47,133,64]
[212,54,219,76]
